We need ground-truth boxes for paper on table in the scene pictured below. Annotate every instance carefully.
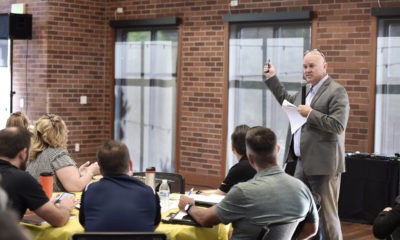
[174,211,187,220]
[192,194,225,206]
[168,196,179,210]
[282,100,307,134]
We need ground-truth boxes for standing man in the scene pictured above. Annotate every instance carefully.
[179,126,318,240]
[263,49,350,240]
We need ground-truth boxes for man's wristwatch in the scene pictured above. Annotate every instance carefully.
[184,203,193,213]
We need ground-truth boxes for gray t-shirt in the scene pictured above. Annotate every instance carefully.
[215,166,318,240]
[26,147,77,192]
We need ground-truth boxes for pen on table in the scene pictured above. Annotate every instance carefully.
[188,188,194,196]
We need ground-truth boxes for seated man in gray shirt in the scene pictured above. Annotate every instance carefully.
[178,126,319,240]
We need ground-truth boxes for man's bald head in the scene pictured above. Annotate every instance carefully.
[303,49,328,86]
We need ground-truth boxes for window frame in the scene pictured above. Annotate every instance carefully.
[110,17,181,172]
[373,16,400,154]
[224,12,312,172]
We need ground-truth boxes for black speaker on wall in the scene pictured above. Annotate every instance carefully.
[0,13,32,40]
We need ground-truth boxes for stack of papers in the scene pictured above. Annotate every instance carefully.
[192,194,225,207]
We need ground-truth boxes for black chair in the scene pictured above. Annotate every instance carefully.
[257,217,305,240]
[71,232,167,240]
[291,192,321,240]
[132,172,185,194]
[385,226,400,240]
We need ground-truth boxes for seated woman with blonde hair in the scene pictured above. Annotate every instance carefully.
[27,114,99,192]
[6,111,30,129]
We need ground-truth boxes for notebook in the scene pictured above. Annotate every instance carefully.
[21,214,48,226]
[162,211,205,227]
[22,213,76,226]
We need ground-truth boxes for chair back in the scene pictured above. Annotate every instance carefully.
[292,192,321,240]
[71,232,167,240]
[257,217,304,240]
[132,172,185,194]
[388,226,400,240]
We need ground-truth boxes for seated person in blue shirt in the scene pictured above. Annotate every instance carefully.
[178,126,319,240]
[213,124,256,195]
[79,140,161,232]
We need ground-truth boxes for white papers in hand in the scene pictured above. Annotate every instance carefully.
[282,100,307,134]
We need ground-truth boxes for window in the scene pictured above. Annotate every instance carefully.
[114,27,178,172]
[375,18,400,154]
[227,22,310,168]
[0,39,10,127]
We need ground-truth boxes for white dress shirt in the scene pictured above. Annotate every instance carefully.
[293,74,329,157]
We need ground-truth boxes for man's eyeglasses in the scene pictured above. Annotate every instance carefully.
[304,49,326,62]
[44,113,59,128]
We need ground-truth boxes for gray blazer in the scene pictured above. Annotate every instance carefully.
[265,75,350,176]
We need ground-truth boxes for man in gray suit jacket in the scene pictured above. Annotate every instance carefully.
[263,49,350,240]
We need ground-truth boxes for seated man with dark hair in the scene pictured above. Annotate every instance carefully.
[79,140,161,232]
[178,126,319,240]
[0,127,75,227]
[213,124,256,195]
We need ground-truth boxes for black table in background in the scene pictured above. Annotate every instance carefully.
[338,156,400,224]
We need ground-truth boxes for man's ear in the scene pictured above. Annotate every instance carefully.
[277,144,281,154]
[247,153,257,171]
[247,153,254,164]
[19,147,28,162]
[128,160,133,176]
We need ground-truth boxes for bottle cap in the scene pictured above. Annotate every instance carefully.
[40,172,54,176]
[146,167,156,173]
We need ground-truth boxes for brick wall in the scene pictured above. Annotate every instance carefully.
[312,1,377,153]
[2,0,400,187]
[5,0,112,165]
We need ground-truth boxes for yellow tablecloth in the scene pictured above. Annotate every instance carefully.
[21,193,228,240]
[157,210,228,240]
[22,208,84,240]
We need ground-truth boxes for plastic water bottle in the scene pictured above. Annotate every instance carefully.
[159,179,170,212]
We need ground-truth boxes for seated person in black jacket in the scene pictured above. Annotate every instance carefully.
[213,125,256,195]
[373,195,400,239]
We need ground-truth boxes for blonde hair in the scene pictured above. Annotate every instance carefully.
[6,111,30,129]
[30,114,67,161]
